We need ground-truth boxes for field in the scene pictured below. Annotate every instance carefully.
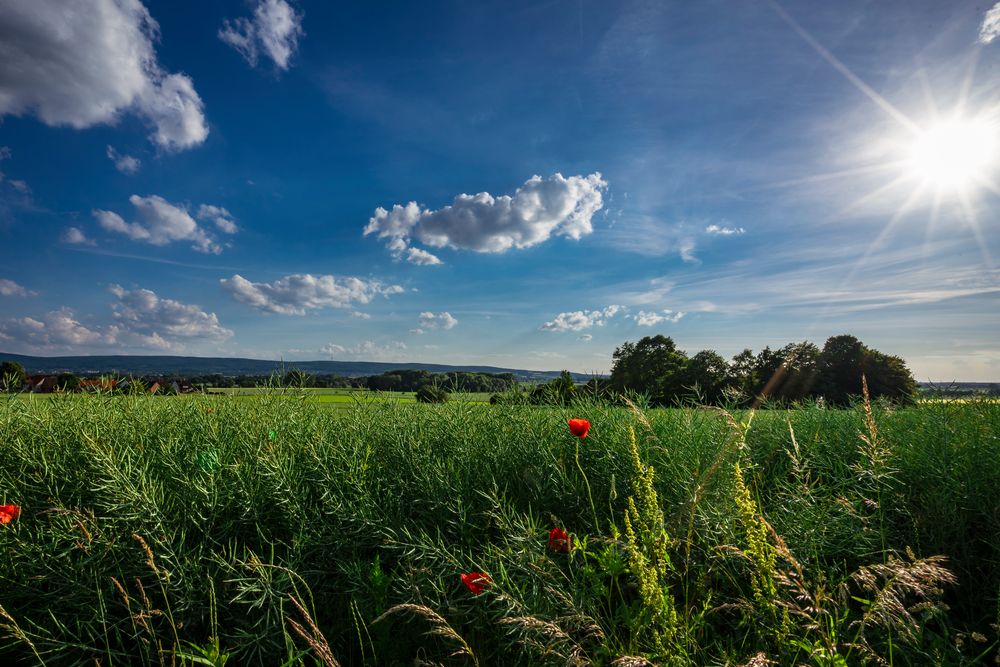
[208,387,494,406]
[1,392,998,666]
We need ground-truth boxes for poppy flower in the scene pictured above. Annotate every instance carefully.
[460,571,491,595]
[567,419,590,438]
[0,505,21,525]
[548,527,571,553]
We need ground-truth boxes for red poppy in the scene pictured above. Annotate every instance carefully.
[567,418,590,438]
[548,527,571,553]
[0,505,21,525]
[460,571,491,595]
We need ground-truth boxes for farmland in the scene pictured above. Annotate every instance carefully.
[1,391,998,665]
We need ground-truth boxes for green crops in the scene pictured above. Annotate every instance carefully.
[0,392,998,665]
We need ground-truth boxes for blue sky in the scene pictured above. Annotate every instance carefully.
[1,0,999,380]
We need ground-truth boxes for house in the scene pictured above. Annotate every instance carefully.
[24,375,58,393]
[79,378,118,392]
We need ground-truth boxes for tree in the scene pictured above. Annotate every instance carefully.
[283,369,313,387]
[817,335,917,405]
[415,385,449,403]
[610,335,689,406]
[56,372,80,392]
[1,361,26,392]
[678,350,732,404]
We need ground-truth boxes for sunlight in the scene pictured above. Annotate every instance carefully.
[907,116,997,193]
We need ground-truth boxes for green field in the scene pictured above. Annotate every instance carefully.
[1,392,998,665]
[209,387,494,406]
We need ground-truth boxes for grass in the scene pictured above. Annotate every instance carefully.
[0,390,998,665]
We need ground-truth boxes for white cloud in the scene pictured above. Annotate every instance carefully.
[633,309,685,326]
[221,273,404,315]
[106,146,141,174]
[320,340,408,361]
[219,0,304,70]
[350,311,371,319]
[196,204,239,234]
[705,224,745,236]
[418,311,458,330]
[94,195,223,253]
[108,284,233,341]
[407,247,443,265]
[980,2,1000,43]
[409,328,425,335]
[61,227,96,246]
[541,305,622,332]
[578,334,593,341]
[0,0,208,151]
[365,172,607,258]
[0,279,36,297]
[0,286,230,353]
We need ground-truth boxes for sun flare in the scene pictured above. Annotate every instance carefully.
[907,117,997,192]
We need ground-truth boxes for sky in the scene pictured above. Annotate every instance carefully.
[1,0,999,381]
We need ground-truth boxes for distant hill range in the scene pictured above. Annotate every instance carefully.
[0,352,597,383]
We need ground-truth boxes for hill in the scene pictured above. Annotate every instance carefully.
[0,352,597,383]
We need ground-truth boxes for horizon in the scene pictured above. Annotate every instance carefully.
[2,1,999,381]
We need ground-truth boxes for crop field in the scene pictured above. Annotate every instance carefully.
[209,387,494,406]
[0,392,998,666]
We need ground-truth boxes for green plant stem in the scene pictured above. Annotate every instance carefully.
[575,440,601,532]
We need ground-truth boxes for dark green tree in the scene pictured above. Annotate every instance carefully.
[56,372,80,392]
[1,360,26,392]
[610,335,689,406]
[415,385,449,403]
[283,369,313,387]
[678,350,732,404]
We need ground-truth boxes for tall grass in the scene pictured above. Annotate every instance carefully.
[0,391,997,665]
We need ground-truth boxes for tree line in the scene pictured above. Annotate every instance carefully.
[507,334,918,407]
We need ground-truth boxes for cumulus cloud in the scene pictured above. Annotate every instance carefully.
[350,311,371,319]
[94,195,224,253]
[705,224,745,236]
[221,273,404,315]
[107,146,141,174]
[219,0,304,70]
[541,305,622,332]
[407,247,443,265]
[418,311,458,331]
[196,204,239,234]
[0,286,231,353]
[320,340,408,361]
[0,279,36,297]
[61,227,96,246]
[364,173,607,260]
[980,2,1000,43]
[0,0,208,151]
[109,285,232,341]
[633,310,685,326]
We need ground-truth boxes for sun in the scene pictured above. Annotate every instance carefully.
[906,116,997,193]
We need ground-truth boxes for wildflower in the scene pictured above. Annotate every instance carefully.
[567,418,590,438]
[460,571,491,595]
[0,505,21,525]
[548,527,571,553]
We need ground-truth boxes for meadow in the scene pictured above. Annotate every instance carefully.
[0,391,998,666]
